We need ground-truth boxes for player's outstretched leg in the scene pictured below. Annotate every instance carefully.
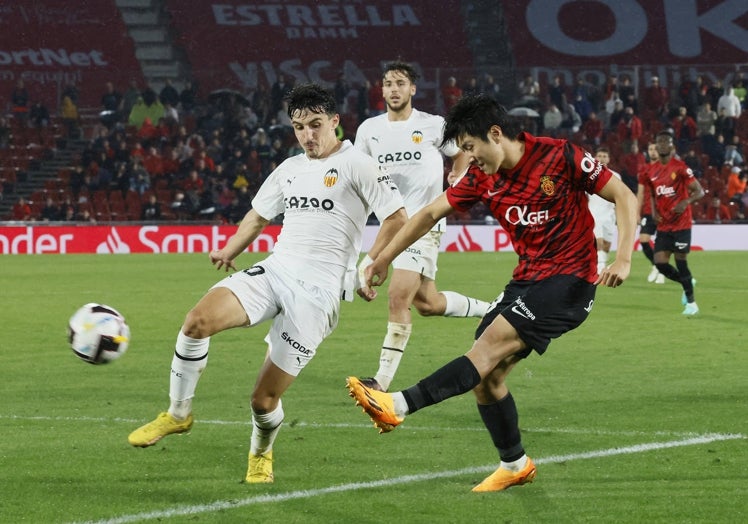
[346,376,404,433]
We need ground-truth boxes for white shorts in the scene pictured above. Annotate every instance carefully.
[392,230,442,280]
[212,256,340,376]
[592,211,616,243]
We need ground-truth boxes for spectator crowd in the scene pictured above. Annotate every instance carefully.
[4,70,748,224]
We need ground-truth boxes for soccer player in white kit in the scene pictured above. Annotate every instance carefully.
[128,84,407,483]
[354,61,490,392]
[588,147,621,274]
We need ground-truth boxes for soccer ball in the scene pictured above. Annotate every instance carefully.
[68,303,130,364]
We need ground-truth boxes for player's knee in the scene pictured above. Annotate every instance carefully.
[250,392,279,413]
[654,262,671,274]
[182,308,211,339]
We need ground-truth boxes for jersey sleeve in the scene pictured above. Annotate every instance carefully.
[566,141,613,194]
[445,167,482,212]
[352,154,404,221]
[353,120,371,156]
[250,163,286,220]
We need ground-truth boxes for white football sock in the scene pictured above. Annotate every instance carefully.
[500,454,528,472]
[442,291,490,318]
[391,392,410,418]
[168,330,209,420]
[250,400,284,456]
[374,322,412,391]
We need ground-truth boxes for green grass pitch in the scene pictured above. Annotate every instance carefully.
[1,251,746,523]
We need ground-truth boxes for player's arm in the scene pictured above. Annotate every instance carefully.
[595,176,637,287]
[673,178,705,215]
[356,206,408,300]
[366,193,453,288]
[210,208,270,271]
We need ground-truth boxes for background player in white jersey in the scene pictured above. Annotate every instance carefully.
[128,84,407,483]
[354,61,490,392]
[587,146,621,273]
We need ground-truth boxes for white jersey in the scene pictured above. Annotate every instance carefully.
[355,108,459,231]
[252,140,403,299]
[588,169,621,219]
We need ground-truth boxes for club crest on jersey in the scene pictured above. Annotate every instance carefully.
[671,172,677,180]
[411,130,423,144]
[540,175,555,196]
[323,168,339,187]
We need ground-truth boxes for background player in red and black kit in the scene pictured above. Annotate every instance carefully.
[639,142,664,284]
[346,95,638,492]
[637,130,704,315]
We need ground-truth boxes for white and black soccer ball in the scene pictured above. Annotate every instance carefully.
[68,303,130,364]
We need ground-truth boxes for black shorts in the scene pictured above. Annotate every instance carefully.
[639,214,656,236]
[654,229,691,254]
[476,275,596,358]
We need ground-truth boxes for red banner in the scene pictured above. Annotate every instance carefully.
[0,225,281,254]
[164,1,470,101]
[2,224,746,255]
[503,0,748,67]
[0,1,143,109]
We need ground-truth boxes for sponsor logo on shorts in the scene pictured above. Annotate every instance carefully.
[511,297,536,320]
[281,331,311,355]
[584,299,594,313]
[675,242,689,250]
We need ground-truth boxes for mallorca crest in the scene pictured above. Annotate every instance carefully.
[540,175,555,196]
[411,130,424,144]
[323,168,339,187]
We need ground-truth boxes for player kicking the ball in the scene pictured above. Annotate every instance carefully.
[354,61,490,393]
[346,95,637,492]
[128,84,406,484]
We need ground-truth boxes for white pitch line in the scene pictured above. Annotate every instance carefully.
[0,413,715,438]
[70,432,744,524]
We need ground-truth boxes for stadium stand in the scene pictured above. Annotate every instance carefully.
[0,1,744,224]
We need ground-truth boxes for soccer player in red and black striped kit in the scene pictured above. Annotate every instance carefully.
[637,130,705,315]
[346,95,638,492]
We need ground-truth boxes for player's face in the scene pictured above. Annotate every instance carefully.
[655,135,674,159]
[382,70,415,112]
[458,132,503,174]
[647,143,659,162]
[291,109,339,159]
[595,151,610,165]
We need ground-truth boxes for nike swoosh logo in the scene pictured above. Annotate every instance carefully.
[487,190,501,197]
[511,304,531,319]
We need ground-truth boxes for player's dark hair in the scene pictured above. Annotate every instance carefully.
[596,146,610,154]
[285,83,337,118]
[442,94,521,146]
[383,60,420,84]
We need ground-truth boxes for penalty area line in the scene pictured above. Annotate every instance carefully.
[72,432,744,524]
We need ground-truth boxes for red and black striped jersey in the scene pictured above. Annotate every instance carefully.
[637,157,695,232]
[446,132,612,283]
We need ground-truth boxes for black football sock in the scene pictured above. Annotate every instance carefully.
[477,393,525,462]
[641,242,655,265]
[655,262,680,282]
[675,259,694,301]
[401,355,481,414]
